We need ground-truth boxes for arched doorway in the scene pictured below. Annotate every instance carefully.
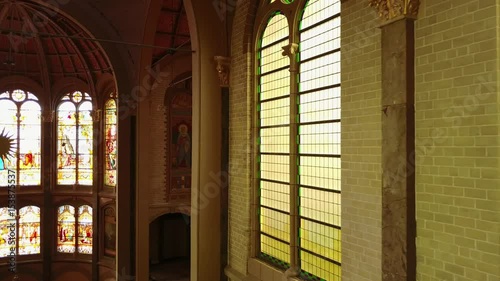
[149,213,190,281]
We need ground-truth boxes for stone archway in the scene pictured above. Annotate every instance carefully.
[136,0,226,280]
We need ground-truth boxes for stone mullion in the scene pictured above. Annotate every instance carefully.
[283,42,300,277]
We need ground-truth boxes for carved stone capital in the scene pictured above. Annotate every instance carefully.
[214,56,231,87]
[91,109,102,122]
[41,110,54,122]
[368,0,420,23]
[282,43,299,72]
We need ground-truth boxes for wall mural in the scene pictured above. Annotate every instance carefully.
[165,77,192,201]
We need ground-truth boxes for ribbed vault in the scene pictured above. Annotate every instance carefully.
[0,0,112,89]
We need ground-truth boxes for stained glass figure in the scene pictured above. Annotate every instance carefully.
[57,205,76,253]
[104,99,117,187]
[18,206,40,255]
[0,207,13,257]
[77,205,92,254]
[57,92,93,185]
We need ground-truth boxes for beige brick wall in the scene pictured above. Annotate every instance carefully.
[415,0,500,280]
[341,1,382,281]
[227,0,255,276]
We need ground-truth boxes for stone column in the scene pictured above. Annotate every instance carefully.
[214,55,230,281]
[368,1,420,280]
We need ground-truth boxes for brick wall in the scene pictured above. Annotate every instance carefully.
[415,0,500,280]
[341,1,383,281]
[227,0,255,276]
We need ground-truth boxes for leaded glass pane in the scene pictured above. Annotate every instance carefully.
[104,99,117,187]
[0,99,17,187]
[57,205,75,253]
[19,101,41,185]
[0,207,15,257]
[258,12,291,267]
[77,205,92,254]
[57,93,93,185]
[298,1,341,280]
[18,206,40,255]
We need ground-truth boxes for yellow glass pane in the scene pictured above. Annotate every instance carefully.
[260,181,290,213]
[260,97,290,127]
[261,14,288,47]
[261,235,290,264]
[301,0,340,30]
[260,127,290,154]
[260,69,290,101]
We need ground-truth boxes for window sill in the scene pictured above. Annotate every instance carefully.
[225,259,301,281]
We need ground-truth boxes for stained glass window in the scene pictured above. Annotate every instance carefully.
[0,207,13,257]
[104,99,117,187]
[57,92,93,185]
[77,205,92,254]
[18,206,40,255]
[0,90,41,186]
[256,1,342,280]
[257,12,291,267]
[57,205,76,253]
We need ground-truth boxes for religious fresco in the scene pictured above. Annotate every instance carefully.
[167,90,192,194]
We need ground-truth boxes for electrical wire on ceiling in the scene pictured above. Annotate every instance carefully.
[0,28,194,52]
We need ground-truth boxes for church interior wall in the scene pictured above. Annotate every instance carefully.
[415,0,500,280]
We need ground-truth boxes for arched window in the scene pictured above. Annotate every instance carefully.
[256,1,341,280]
[18,205,41,255]
[298,1,341,280]
[57,91,93,185]
[0,205,41,257]
[104,98,117,187]
[257,12,291,266]
[0,207,13,257]
[57,204,92,255]
[0,90,41,186]
[57,205,76,253]
[77,205,92,254]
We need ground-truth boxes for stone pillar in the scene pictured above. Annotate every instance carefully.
[368,1,420,280]
[214,55,230,281]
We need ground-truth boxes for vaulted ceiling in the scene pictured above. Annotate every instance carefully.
[152,0,190,64]
[0,0,112,87]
